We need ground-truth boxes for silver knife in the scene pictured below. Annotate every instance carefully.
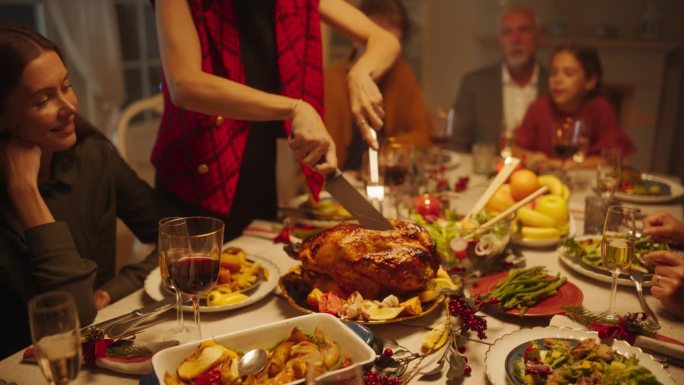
[325,169,393,230]
[82,296,175,334]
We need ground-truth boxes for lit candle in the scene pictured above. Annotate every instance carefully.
[414,194,441,218]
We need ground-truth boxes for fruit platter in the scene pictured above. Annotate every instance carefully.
[485,170,574,247]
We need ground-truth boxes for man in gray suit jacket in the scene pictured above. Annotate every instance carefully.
[449,4,548,153]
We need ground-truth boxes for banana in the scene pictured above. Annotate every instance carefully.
[521,226,563,240]
[420,320,450,353]
[560,183,571,201]
[537,174,563,196]
[517,207,557,228]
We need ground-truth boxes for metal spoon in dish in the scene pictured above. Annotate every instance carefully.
[238,348,268,376]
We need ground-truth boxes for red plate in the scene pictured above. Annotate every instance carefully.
[469,271,583,317]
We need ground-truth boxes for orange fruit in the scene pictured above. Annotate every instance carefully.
[509,169,540,201]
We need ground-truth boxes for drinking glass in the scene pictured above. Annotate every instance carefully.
[431,106,454,145]
[158,217,195,342]
[29,291,81,385]
[551,117,584,162]
[601,205,636,321]
[472,142,497,175]
[162,216,224,340]
[596,147,622,198]
[379,138,413,217]
[551,117,586,182]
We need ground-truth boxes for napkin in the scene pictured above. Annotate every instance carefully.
[550,315,684,363]
[23,340,178,375]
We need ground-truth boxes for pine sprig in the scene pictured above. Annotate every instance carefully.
[106,340,152,359]
[563,305,659,338]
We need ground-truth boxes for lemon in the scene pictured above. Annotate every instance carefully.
[368,306,404,321]
[207,292,248,306]
[420,320,450,353]
[431,277,457,291]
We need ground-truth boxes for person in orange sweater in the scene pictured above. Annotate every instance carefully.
[324,0,432,171]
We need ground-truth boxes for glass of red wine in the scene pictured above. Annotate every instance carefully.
[379,138,414,217]
[551,117,585,181]
[160,217,224,340]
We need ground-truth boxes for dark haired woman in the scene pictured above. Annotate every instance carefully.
[0,26,172,358]
[514,43,635,169]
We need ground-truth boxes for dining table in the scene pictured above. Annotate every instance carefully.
[1,152,682,385]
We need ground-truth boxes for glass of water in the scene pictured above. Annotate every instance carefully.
[29,291,81,385]
[596,147,622,198]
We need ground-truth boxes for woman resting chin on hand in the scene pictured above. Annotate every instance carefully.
[644,251,684,320]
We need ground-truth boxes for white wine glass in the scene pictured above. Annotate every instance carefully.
[29,291,81,385]
[601,205,636,321]
[158,217,195,343]
[596,147,622,198]
[164,217,224,340]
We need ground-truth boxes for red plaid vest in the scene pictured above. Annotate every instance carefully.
[151,0,324,216]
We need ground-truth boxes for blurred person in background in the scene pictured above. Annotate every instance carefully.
[0,26,172,358]
[324,0,432,171]
[152,0,400,240]
[643,211,684,320]
[514,43,635,169]
[449,3,547,153]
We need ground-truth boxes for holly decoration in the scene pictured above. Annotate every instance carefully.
[563,305,659,344]
[362,293,491,383]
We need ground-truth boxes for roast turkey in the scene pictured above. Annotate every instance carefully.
[285,219,440,299]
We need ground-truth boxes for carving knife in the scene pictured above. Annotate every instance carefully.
[325,169,393,230]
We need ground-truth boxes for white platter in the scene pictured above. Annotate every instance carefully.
[152,313,376,385]
[558,234,652,287]
[511,215,577,248]
[419,148,461,170]
[485,326,674,385]
[285,192,354,228]
[614,174,684,204]
[144,254,279,313]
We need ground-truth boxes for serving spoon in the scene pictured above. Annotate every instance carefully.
[238,348,268,376]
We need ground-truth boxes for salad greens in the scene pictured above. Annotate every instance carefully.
[410,211,510,266]
[512,338,662,385]
[561,235,668,274]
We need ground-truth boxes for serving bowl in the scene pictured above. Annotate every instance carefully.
[152,313,376,384]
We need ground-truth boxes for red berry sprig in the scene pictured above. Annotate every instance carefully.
[363,371,402,385]
[448,295,491,340]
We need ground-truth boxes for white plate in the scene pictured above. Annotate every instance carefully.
[558,234,652,287]
[485,326,674,385]
[144,255,279,313]
[511,215,577,248]
[614,174,684,204]
[152,313,376,385]
[285,192,354,228]
[419,148,461,170]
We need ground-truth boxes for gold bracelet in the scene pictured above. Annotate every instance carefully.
[288,98,302,121]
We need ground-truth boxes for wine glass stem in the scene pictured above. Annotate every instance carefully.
[175,289,184,327]
[608,269,619,316]
[192,295,202,339]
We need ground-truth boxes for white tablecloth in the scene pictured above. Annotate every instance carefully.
[1,154,682,384]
